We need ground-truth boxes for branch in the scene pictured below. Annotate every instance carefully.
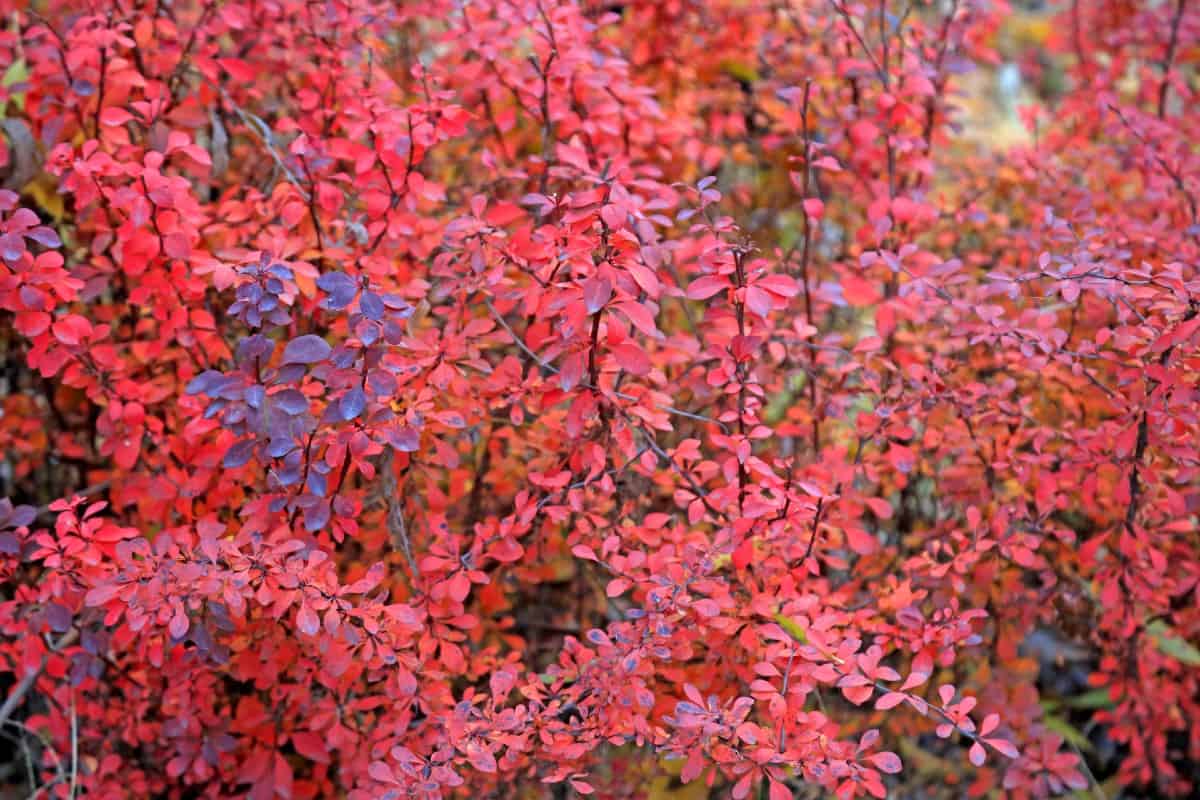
[379,448,420,583]
[486,297,729,432]
[0,629,79,730]
[200,74,311,201]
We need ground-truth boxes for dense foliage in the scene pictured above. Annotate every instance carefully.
[1,0,1198,797]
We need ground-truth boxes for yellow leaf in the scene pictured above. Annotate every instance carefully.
[25,173,65,223]
[646,774,709,800]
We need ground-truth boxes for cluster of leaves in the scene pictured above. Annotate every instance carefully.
[0,0,1198,798]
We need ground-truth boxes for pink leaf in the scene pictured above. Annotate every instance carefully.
[875,692,907,710]
[869,751,902,774]
[984,738,1020,759]
[583,277,612,314]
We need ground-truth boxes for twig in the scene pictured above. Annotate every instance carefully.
[0,629,79,730]
[638,426,725,520]
[36,481,112,517]
[380,448,420,582]
[1065,733,1107,800]
[1157,0,1188,119]
[1107,103,1199,233]
[777,648,797,751]
[486,298,555,372]
[202,76,311,201]
[486,297,729,432]
[1,719,66,797]
[68,691,78,800]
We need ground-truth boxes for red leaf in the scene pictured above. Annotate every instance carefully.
[755,274,798,298]
[14,311,50,337]
[901,650,933,690]
[613,342,651,375]
[769,780,792,800]
[841,274,880,307]
[616,301,661,338]
[687,274,729,300]
[99,107,134,126]
[291,732,331,764]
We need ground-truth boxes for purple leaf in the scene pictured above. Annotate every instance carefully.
[390,425,420,452]
[19,285,47,310]
[367,369,398,397]
[340,388,367,420]
[222,439,256,468]
[273,389,309,416]
[381,293,411,312]
[9,505,35,528]
[282,335,331,365]
[0,232,25,263]
[45,603,73,633]
[359,320,381,347]
[317,271,357,310]
[359,290,384,321]
[26,226,62,248]
[332,495,356,518]
[304,500,331,531]
[244,384,265,409]
[266,437,296,458]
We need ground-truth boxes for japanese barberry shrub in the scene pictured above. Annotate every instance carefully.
[0,1,1198,798]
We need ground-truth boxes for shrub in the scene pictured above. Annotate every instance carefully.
[0,1,1197,798]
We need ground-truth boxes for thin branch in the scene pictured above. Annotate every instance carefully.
[486,298,554,372]
[380,448,420,583]
[486,297,729,432]
[36,481,112,517]
[201,75,311,201]
[0,629,79,730]
[68,691,78,800]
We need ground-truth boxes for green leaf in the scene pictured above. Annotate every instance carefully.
[2,58,27,89]
[774,613,808,644]
[1042,714,1092,753]
[1064,689,1114,710]
[1146,620,1200,666]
